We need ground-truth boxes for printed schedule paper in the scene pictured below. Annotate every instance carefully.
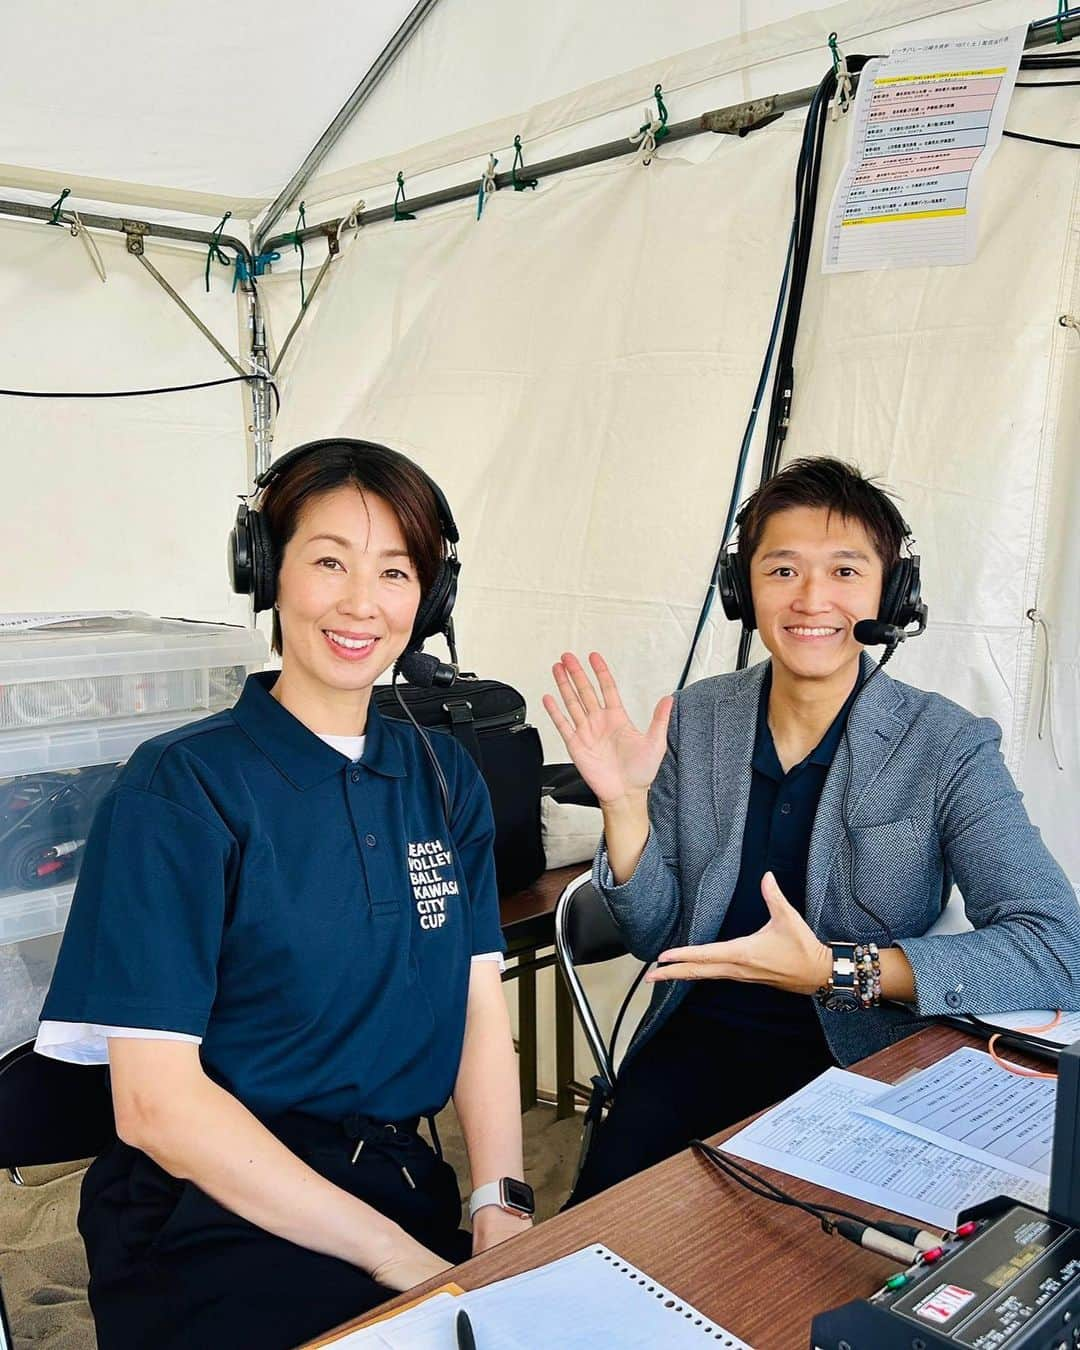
[856,1047,1056,1185]
[822,27,1025,273]
[720,1067,1048,1231]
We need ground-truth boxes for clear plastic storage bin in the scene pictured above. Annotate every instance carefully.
[0,613,267,731]
[0,709,248,922]
[0,616,267,1047]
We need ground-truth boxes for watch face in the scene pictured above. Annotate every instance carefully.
[823,990,860,1013]
[502,1178,535,1214]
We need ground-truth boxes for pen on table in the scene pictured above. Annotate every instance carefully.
[456,1307,477,1350]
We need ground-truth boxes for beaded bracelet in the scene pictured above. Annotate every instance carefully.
[854,941,881,1008]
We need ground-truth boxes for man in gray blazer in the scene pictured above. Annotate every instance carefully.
[544,457,1080,1204]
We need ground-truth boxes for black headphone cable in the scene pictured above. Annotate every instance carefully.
[690,1138,929,1263]
[390,664,452,825]
[838,640,901,946]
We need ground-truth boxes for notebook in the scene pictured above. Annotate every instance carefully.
[324,1245,751,1348]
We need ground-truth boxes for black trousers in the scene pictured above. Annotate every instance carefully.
[568,1003,835,1206]
[79,1111,471,1350]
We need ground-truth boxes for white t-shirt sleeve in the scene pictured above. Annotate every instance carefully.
[35,1021,202,1066]
[471,951,506,973]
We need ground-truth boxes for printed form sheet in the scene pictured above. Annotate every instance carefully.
[822,27,1025,273]
[857,1047,1056,1185]
[720,1067,1048,1231]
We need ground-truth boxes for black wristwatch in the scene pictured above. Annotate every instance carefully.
[815,942,861,1013]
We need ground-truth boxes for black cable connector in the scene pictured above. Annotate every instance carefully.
[691,1138,933,1264]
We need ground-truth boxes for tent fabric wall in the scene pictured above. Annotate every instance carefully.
[0,219,251,623]
[1020,223,1080,884]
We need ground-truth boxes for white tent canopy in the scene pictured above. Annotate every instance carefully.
[2,0,1078,1083]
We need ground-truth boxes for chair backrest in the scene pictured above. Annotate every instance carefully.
[554,872,631,1092]
[0,1040,115,1170]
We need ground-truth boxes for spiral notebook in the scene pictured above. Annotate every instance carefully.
[325,1245,751,1348]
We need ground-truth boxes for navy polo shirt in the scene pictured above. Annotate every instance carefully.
[41,672,506,1123]
[685,666,861,1041]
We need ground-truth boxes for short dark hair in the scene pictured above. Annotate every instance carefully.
[736,457,908,570]
[260,442,446,655]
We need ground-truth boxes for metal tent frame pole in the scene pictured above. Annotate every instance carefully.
[260,8,1080,257]
[0,197,252,265]
[253,0,443,252]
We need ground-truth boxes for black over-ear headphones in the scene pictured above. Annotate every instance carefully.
[716,501,925,638]
[228,438,461,683]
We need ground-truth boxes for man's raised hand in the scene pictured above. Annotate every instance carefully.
[542,652,672,807]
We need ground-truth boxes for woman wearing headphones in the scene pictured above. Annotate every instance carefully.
[36,441,534,1349]
[546,457,1080,1204]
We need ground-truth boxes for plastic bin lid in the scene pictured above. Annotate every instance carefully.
[0,613,267,684]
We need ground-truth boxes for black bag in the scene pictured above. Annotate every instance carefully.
[373,675,545,895]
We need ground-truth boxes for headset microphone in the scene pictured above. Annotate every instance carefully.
[854,598,928,649]
[398,650,456,689]
[853,619,905,646]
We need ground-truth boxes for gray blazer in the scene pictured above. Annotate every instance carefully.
[594,654,1080,1067]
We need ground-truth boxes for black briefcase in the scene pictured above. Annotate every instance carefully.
[373,675,545,895]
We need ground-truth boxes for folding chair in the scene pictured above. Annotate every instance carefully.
[0,1038,114,1186]
[554,870,649,1188]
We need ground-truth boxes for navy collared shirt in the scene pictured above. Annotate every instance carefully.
[686,665,861,1040]
[42,672,505,1122]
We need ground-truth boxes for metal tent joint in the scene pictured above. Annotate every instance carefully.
[123,220,149,256]
[702,96,783,137]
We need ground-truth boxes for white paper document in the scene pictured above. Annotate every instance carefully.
[969,1009,1080,1046]
[857,1047,1056,1184]
[720,1067,1048,1231]
[822,27,1025,272]
[325,1246,749,1349]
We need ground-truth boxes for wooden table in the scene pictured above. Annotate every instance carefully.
[499,864,585,1119]
[320,1025,994,1350]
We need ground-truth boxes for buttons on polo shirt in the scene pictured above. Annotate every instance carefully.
[945,990,963,1009]
[350,769,361,783]
[780,802,792,815]
[365,834,377,847]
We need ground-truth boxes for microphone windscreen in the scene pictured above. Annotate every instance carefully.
[854,619,901,646]
[398,649,456,688]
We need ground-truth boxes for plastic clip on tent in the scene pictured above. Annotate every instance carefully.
[204,211,233,292]
[512,135,538,191]
[629,84,670,165]
[394,171,416,221]
[292,201,307,305]
[828,33,854,119]
[47,188,71,226]
[476,154,498,220]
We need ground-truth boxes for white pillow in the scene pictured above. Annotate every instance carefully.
[541,796,603,869]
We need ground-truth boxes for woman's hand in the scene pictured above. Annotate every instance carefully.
[471,1207,533,1256]
[542,652,672,806]
[369,1234,453,1293]
[645,871,831,996]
